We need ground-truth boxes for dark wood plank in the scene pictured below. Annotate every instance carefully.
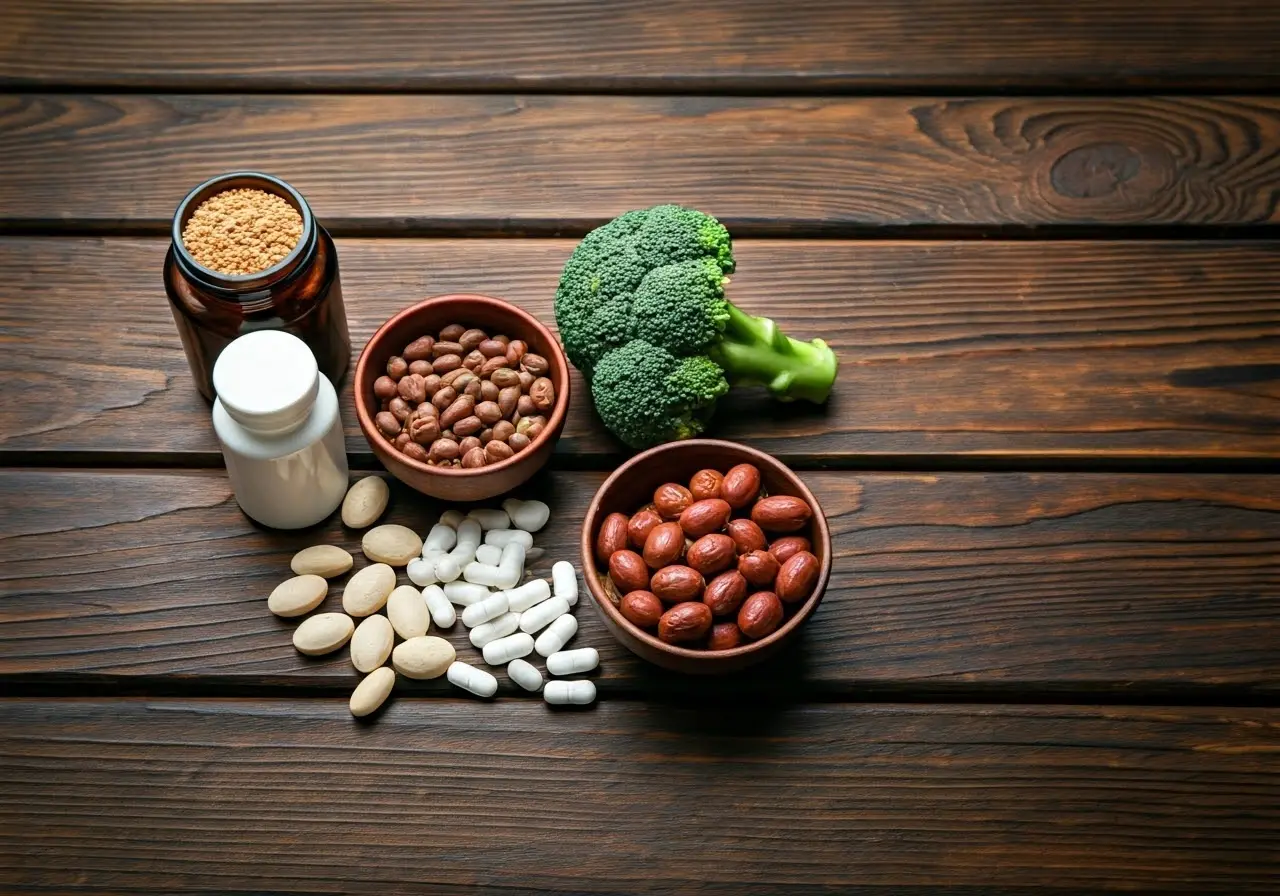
[3,469,1278,696]
[2,237,1278,464]
[3,1,1277,92]
[3,95,1280,231]
[1,699,1277,893]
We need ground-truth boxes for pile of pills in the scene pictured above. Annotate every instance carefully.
[270,476,598,718]
[406,498,598,706]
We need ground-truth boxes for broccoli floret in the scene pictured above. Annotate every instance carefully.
[554,205,839,449]
[590,341,729,449]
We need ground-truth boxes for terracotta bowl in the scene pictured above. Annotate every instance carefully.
[581,439,831,674]
[355,294,570,501]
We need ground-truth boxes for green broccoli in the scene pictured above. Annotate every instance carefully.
[554,204,837,448]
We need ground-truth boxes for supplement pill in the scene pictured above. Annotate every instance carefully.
[455,519,483,548]
[485,528,533,549]
[350,667,395,717]
[461,591,511,627]
[475,544,502,566]
[483,632,535,665]
[506,578,551,613]
[519,596,570,634]
[506,499,551,533]
[469,611,520,648]
[462,561,507,588]
[448,661,498,698]
[546,647,599,676]
[424,523,457,553]
[444,580,490,607]
[434,553,462,583]
[466,508,511,530]
[544,680,596,706]
[551,561,579,606]
[406,557,438,587]
[421,584,456,628]
[534,613,579,657]
[507,658,544,692]
[439,509,466,529]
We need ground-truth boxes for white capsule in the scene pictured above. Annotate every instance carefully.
[484,528,534,549]
[447,661,498,698]
[546,647,599,676]
[444,580,491,607]
[506,578,551,613]
[467,508,511,531]
[507,658,543,692]
[455,518,483,548]
[448,543,477,569]
[433,553,461,583]
[534,613,579,656]
[544,679,596,706]
[474,543,503,566]
[507,499,551,533]
[462,561,508,588]
[469,611,520,648]
[439,509,466,529]
[551,561,579,606]
[483,631,534,665]
[461,591,511,627]
[406,557,438,586]
[423,523,457,552]
[520,596,570,634]
[421,584,456,628]
[498,542,526,583]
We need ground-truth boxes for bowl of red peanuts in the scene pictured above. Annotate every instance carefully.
[581,439,831,673]
[355,294,570,501]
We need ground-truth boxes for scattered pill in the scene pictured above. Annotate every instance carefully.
[546,647,599,676]
[444,580,491,607]
[423,523,457,553]
[520,596,570,635]
[439,509,466,528]
[506,578,551,613]
[534,613,579,657]
[485,528,533,549]
[475,543,503,566]
[462,561,508,588]
[552,561,579,606]
[350,666,395,717]
[421,584,456,628]
[406,556,438,586]
[434,553,462,583]
[462,591,511,627]
[455,519,483,548]
[467,508,511,530]
[544,679,596,706]
[469,611,520,648]
[507,499,551,533]
[448,661,498,698]
[507,658,544,692]
[483,632,535,665]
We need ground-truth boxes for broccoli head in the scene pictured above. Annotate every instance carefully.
[554,204,838,448]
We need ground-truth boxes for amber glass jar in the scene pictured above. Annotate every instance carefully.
[165,172,350,401]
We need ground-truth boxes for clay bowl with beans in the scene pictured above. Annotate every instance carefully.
[581,439,831,674]
[355,294,569,501]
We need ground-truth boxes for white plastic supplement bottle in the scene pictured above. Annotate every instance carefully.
[211,330,348,529]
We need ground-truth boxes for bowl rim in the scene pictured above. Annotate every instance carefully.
[355,293,570,479]
[580,438,832,662]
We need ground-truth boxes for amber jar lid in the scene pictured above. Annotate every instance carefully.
[170,171,319,304]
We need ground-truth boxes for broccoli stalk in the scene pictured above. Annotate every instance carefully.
[709,302,837,405]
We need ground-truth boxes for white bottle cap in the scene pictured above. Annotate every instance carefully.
[212,330,319,434]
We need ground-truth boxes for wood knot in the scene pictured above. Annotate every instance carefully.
[1050,142,1142,199]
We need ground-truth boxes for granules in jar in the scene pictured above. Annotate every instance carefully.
[181,187,303,275]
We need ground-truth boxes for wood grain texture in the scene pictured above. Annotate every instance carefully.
[0,699,1277,893]
[3,95,1280,231]
[2,469,1278,696]
[2,237,1279,463]
[2,0,1278,92]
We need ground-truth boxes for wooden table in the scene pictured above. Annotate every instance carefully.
[2,3,1279,891]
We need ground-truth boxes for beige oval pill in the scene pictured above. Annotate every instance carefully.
[342,476,390,529]
[362,524,424,566]
[342,563,396,616]
[290,545,354,578]
[350,667,395,718]
[387,585,430,640]
[350,614,395,673]
[292,612,354,656]
[267,575,328,618]
[391,636,456,680]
